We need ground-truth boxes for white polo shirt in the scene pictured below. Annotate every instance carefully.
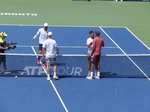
[42,39,58,58]
[33,28,50,44]
[86,37,93,54]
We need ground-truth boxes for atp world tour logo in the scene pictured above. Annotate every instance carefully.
[20,66,82,76]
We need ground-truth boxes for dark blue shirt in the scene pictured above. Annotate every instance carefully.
[0,38,6,53]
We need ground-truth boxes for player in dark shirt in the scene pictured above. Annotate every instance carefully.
[0,32,11,74]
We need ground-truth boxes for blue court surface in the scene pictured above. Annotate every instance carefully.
[0,25,150,112]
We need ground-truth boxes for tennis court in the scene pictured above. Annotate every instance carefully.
[0,25,150,112]
[0,0,150,112]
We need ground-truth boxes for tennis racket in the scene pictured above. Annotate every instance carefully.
[85,52,91,60]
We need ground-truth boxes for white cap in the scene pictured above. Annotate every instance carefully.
[48,32,52,36]
[44,23,48,27]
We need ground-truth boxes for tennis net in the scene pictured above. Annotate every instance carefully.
[0,53,150,79]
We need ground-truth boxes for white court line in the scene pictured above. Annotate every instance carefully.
[99,27,150,80]
[17,45,118,49]
[101,27,125,29]
[125,27,150,50]
[0,24,125,28]
[31,46,69,112]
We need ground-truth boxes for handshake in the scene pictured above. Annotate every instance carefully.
[4,42,17,50]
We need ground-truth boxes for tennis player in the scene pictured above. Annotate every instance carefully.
[42,32,59,80]
[0,32,11,74]
[89,31,104,79]
[86,31,94,79]
[32,23,50,67]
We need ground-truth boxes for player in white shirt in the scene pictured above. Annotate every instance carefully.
[32,23,50,67]
[42,32,59,80]
[86,31,94,79]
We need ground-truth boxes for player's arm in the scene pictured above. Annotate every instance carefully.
[87,42,92,48]
[56,47,59,54]
[102,39,104,47]
[90,46,95,56]
[90,40,95,56]
[55,42,59,54]
[0,46,8,50]
[86,39,92,48]
[0,42,9,50]
[32,29,40,42]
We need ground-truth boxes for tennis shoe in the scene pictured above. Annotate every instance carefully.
[4,70,11,74]
[42,64,46,67]
[86,76,93,80]
[86,72,91,78]
[47,77,51,80]
[37,60,40,64]
[86,75,90,79]
[53,75,59,80]
[95,75,100,79]
[0,71,3,75]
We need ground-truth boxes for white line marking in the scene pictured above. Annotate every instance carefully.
[31,46,69,112]
[105,54,150,56]
[99,27,150,80]
[101,27,125,29]
[0,24,125,28]
[125,27,150,50]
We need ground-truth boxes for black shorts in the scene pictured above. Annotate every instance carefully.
[90,55,100,63]
[39,44,43,50]
[0,55,6,62]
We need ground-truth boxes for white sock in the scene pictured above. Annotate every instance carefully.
[90,72,93,77]
[53,72,57,77]
[47,74,50,78]
[88,71,90,75]
[97,72,100,77]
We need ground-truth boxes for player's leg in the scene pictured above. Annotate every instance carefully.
[45,57,51,80]
[97,63,100,75]
[86,55,96,79]
[86,56,91,78]
[3,62,7,71]
[52,57,59,80]
[95,55,101,79]
[94,62,100,79]
[90,55,97,78]
[0,61,3,74]
[88,59,91,73]
[89,62,95,79]
[2,56,11,74]
[94,62,98,76]
[37,44,42,64]
[41,47,46,67]
[41,55,46,67]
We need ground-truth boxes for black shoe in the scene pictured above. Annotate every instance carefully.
[0,71,3,75]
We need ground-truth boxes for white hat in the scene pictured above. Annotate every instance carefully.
[48,32,52,36]
[44,23,48,27]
